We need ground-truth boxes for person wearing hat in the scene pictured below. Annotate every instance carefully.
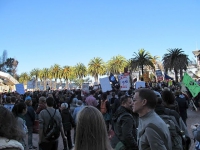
[24,96,37,150]
[61,103,75,150]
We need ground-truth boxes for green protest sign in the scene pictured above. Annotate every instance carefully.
[182,72,200,97]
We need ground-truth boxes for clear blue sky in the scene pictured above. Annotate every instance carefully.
[0,0,199,75]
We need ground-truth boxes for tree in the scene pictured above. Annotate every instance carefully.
[19,72,30,85]
[74,63,87,79]
[162,48,189,82]
[52,64,61,83]
[0,50,19,78]
[88,57,106,82]
[47,67,54,89]
[0,50,7,72]
[30,68,40,89]
[41,68,49,90]
[58,68,63,86]
[131,49,154,75]
[63,66,73,88]
[107,55,128,75]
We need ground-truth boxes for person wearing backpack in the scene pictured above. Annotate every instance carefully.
[97,92,110,131]
[155,97,191,150]
[112,95,138,150]
[38,97,66,150]
[133,88,172,150]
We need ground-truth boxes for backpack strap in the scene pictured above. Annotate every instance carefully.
[46,109,56,118]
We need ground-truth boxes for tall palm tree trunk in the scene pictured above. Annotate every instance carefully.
[174,69,178,82]
[180,69,183,82]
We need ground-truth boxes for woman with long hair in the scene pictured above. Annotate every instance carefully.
[0,106,24,150]
[74,106,113,150]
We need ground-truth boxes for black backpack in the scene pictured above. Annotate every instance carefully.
[44,109,60,141]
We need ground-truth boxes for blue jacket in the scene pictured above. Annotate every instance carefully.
[25,106,35,127]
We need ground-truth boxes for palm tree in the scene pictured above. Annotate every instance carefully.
[131,49,154,75]
[30,68,40,89]
[63,66,73,89]
[58,68,63,86]
[19,72,30,85]
[107,55,128,75]
[150,56,160,71]
[52,64,61,83]
[74,63,87,79]
[48,67,54,89]
[41,68,49,90]
[68,67,76,84]
[162,48,189,82]
[88,57,106,82]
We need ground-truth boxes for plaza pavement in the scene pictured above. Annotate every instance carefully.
[29,106,199,150]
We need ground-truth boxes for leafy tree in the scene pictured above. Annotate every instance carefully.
[74,63,87,79]
[162,48,189,82]
[41,68,49,90]
[48,67,54,89]
[88,57,106,82]
[107,55,127,75]
[19,72,30,84]
[63,66,73,88]
[131,49,154,75]
[58,68,63,86]
[30,68,40,89]
[52,64,61,83]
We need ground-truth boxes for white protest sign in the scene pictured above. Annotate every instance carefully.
[135,81,145,89]
[27,80,35,89]
[99,77,112,92]
[82,83,89,93]
[119,75,130,91]
[15,84,25,94]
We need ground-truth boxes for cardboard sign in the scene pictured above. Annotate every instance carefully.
[119,75,130,91]
[135,81,145,89]
[99,77,112,92]
[15,84,25,94]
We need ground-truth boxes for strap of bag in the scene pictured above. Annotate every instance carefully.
[46,109,56,119]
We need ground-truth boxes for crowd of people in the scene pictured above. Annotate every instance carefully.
[0,81,200,150]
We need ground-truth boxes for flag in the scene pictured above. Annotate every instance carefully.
[164,74,174,80]
[182,72,200,97]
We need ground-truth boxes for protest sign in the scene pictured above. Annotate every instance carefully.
[135,81,145,89]
[99,77,112,92]
[15,84,25,94]
[82,83,89,93]
[182,72,200,97]
[27,80,35,89]
[155,70,163,81]
[119,74,130,91]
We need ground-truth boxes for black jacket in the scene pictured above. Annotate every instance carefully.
[112,106,138,150]
[175,96,188,120]
[61,109,75,131]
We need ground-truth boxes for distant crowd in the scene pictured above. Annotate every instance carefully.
[1,82,200,150]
